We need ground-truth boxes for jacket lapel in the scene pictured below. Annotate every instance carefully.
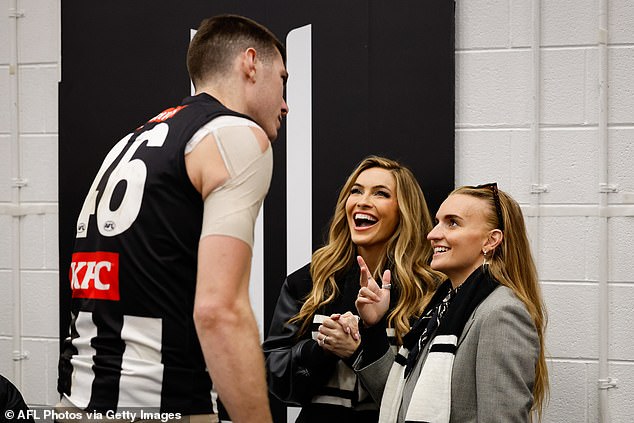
[457,314,476,347]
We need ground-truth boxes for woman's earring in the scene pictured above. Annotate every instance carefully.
[482,249,489,269]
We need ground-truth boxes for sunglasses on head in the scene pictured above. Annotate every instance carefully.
[468,182,504,232]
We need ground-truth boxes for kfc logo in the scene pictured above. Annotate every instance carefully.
[70,252,120,300]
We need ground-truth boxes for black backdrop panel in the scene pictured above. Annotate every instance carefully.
[60,1,454,420]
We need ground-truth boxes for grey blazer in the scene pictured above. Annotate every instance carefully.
[355,285,539,423]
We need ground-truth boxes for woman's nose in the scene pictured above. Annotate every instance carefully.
[427,224,440,240]
[356,193,372,207]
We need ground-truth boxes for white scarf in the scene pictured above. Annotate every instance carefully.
[378,268,498,423]
[379,335,457,423]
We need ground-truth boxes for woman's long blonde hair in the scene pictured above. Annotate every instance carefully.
[453,185,549,420]
[289,156,440,344]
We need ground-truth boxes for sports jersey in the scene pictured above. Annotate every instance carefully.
[58,93,262,414]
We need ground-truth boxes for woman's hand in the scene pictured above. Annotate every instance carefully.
[317,313,361,359]
[330,311,360,341]
[355,255,391,327]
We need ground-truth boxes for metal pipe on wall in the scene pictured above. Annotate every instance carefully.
[527,1,616,420]
[597,0,615,421]
[529,1,543,275]
[8,0,25,389]
[528,0,542,241]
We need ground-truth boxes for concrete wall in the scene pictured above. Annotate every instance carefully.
[455,1,634,422]
[0,0,632,421]
[0,0,61,407]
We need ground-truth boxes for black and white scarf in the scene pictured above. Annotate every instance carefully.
[379,267,498,423]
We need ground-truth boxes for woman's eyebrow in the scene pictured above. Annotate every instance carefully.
[438,213,464,222]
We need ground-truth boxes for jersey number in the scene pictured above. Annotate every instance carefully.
[75,123,169,238]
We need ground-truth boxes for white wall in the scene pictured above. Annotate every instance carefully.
[455,1,634,422]
[0,0,632,420]
[0,0,61,407]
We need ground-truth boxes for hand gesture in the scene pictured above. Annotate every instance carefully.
[316,312,361,358]
[330,311,360,341]
[355,255,391,327]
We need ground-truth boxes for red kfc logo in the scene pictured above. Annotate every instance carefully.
[70,252,120,300]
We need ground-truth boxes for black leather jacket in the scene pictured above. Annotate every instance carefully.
[263,263,397,421]
[1,375,34,422]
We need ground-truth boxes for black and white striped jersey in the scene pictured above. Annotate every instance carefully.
[58,93,254,414]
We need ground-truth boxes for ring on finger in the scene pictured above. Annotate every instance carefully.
[382,283,392,290]
[323,335,328,345]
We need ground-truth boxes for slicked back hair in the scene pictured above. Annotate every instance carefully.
[452,185,549,420]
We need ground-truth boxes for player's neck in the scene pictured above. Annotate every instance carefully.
[195,78,247,115]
